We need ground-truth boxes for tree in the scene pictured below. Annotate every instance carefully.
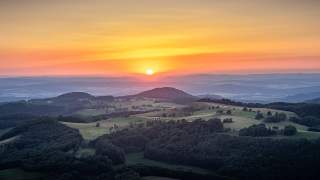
[283,125,297,136]
[226,110,232,115]
[255,111,264,120]
[216,110,224,114]
[265,112,287,123]
[223,118,233,123]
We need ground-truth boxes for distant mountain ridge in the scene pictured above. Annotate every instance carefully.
[197,94,223,100]
[55,92,95,100]
[282,92,320,103]
[306,98,320,104]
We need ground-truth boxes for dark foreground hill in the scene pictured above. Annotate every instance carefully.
[0,119,229,180]
[96,119,320,180]
[0,119,83,170]
[0,119,137,180]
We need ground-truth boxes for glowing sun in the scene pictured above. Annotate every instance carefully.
[146,68,154,75]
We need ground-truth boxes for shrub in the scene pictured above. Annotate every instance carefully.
[255,111,264,120]
[216,110,224,114]
[267,111,272,116]
[223,118,233,123]
[283,125,297,136]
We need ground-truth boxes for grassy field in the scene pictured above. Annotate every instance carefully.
[126,153,213,175]
[62,121,109,140]
[63,116,147,140]
[0,168,44,180]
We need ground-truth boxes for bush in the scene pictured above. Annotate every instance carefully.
[216,110,224,114]
[283,125,297,136]
[223,118,233,123]
[255,112,264,120]
[267,111,272,116]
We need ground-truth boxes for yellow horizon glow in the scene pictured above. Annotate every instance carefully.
[146,68,154,76]
[0,1,320,76]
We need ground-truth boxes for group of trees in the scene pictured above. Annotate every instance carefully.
[290,116,320,127]
[142,125,319,180]
[239,124,276,137]
[0,113,37,129]
[95,118,316,180]
[239,124,297,137]
[222,118,233,123]
[264,112,287,122]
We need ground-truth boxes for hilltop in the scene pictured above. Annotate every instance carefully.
[131,87,198,104]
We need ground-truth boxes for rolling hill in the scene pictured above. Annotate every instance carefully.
[132,87,198,104]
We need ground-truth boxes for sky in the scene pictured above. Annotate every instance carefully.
[0,0,320,76]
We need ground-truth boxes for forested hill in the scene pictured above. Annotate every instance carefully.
[126,87,198,103]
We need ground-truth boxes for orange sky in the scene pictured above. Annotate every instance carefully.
[0,0,320,76]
